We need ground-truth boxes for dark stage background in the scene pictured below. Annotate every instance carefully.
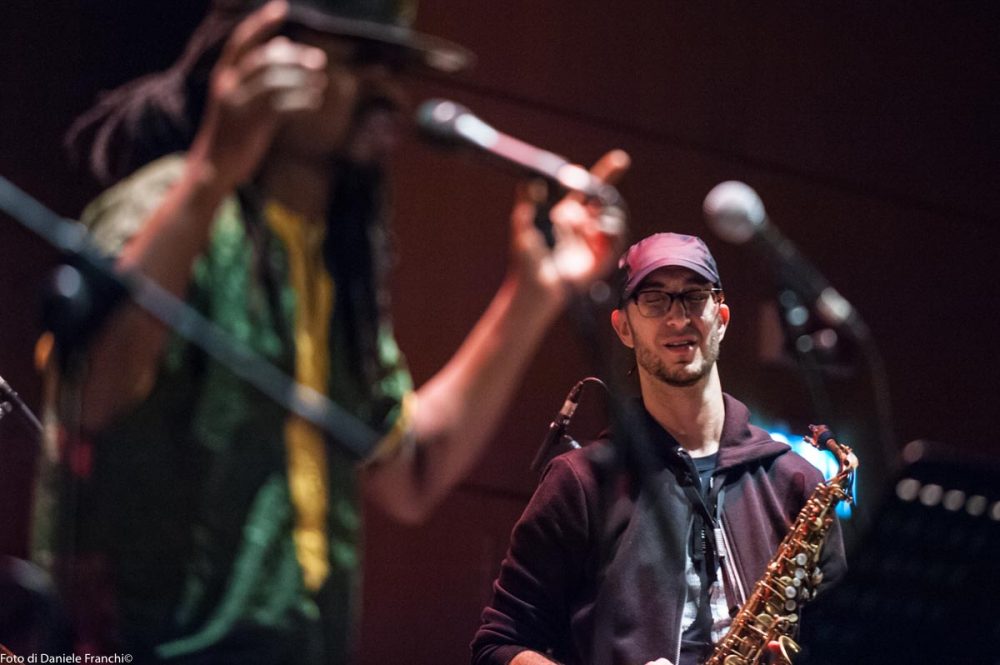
[1,2,998,663]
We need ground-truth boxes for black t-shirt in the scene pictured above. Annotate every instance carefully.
[693,453,717,496]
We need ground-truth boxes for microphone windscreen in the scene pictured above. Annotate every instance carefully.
[414,98,469,146]
[703,180,767,244]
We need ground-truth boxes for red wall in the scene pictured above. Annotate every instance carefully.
[1,2,997,663]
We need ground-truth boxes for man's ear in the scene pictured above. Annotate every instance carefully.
[717,303,731,340]
[611,308,634,349]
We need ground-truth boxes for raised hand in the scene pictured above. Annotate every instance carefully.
[190,0,328,190]
[509,149,631,303]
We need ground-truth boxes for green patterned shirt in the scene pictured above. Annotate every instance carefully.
[37,155,412,664]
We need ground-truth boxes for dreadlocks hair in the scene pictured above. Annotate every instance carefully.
[66,5,401,411]
[64,9,242,187]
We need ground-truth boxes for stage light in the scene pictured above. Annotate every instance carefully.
[768,428,856,519]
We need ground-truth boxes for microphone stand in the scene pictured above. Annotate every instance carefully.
[0,375,43,438]
[417,104,682,663]
[771,286,839,431]
[704,180,894,544]
[0,176,380,460]
[764,254,892,543]
[1,175,389,640]
[757,217,895,476]
[562,284,695,665]
[494,168,687,663]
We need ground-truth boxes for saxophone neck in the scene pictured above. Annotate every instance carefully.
[807,424,858,502]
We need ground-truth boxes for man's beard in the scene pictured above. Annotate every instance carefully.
[635,318,723,388]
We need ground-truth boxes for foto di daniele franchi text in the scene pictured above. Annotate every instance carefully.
[0,654,133,664]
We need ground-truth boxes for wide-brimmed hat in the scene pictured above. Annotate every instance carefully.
[214,0,475,73]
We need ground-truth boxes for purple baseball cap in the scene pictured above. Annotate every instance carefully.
[619,232,722,300]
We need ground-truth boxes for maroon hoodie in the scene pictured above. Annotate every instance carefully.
[471,394,847,665]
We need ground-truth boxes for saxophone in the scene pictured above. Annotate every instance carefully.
[703,425,857,665]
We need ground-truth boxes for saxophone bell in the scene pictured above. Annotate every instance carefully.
[770,635,801,664]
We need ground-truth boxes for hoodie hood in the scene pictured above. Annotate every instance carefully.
[715,393,791,473]
[590,394,791,479]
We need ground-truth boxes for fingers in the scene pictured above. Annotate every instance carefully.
[230,36,327,112]
[535,149,630,289]
[589,148,631,187]
[218,0,289,71]
[194,3,328,187]
[564,148,631,205]
[510,179,549,238]
[212,1,327,116]
[552,148,630,252]
[508,153,629,294]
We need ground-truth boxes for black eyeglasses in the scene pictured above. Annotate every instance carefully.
[632,288,724,318]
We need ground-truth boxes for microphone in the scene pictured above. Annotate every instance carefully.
[415,99,624,209]
[0,374,43,437]
[530,379,585,472]
[703,181,866,337]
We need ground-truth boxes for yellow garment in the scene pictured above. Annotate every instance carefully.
[266,201,334,592]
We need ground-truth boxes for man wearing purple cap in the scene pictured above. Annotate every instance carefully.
[472,233,845,665]
[35,1,628,663]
